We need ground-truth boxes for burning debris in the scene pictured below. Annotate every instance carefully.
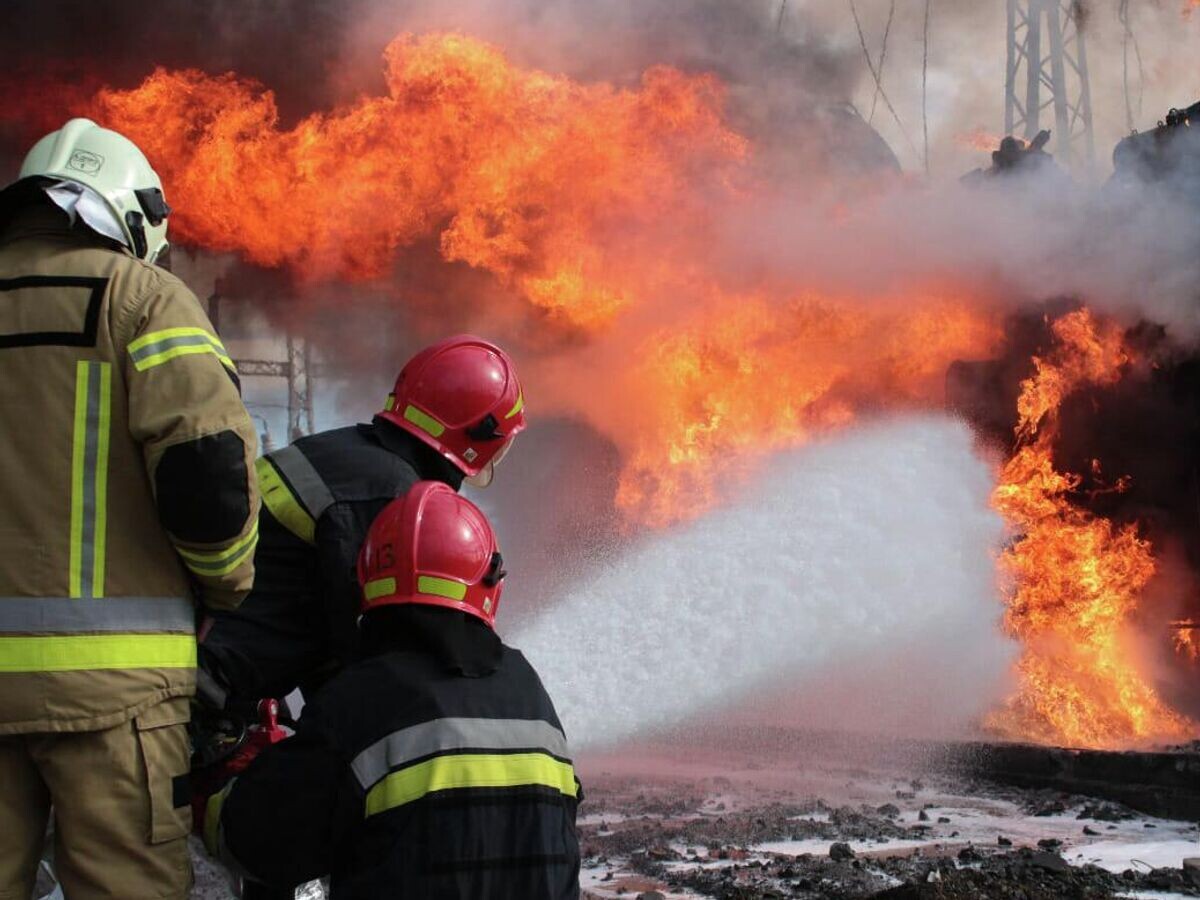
[984,309,1195,747]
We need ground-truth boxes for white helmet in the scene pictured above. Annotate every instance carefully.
[17,118,171,263]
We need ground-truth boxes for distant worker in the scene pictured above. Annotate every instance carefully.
[961,130,1060,185]
[199,335,526,711]
[203,481,581,898]
[0,118,260,898]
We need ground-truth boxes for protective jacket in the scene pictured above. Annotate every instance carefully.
[210,622,581,899]
[0,202,259,734]
[201,421,464,703]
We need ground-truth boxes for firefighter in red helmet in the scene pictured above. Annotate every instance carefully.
[200,335,526,714]
[203,482,581,899]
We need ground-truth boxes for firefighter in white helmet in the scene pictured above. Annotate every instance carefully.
[0,118,260,898]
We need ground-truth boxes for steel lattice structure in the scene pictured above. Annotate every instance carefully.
[1005,0,1095,172]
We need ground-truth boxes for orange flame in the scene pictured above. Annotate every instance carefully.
[87,33,746,330]
[955,127,1004,153]
[1174,623,1200,661]
[613,290,1001,525]
[987,310,1196,747]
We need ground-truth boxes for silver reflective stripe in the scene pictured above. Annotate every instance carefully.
[267,445,334,519]
[70,361,111,599]
[0,597,195,634]
[129,332,226,366]
[351,717,571,790]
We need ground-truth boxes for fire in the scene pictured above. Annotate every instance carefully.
[85,32,1004,528]
[87,33,746,330]
[955,127,1004,153]
[4,31,1191,749]
[614,291,1001,526]
[986,310,1196,747]
[1174,623,1200,661]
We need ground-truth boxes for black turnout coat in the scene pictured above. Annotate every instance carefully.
[213,627,581,900]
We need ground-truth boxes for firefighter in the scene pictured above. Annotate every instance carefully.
[204,481,581,899]
[0,119,260,898]
[199,334,526,710]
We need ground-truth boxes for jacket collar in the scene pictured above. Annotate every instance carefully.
[366,417,466,490]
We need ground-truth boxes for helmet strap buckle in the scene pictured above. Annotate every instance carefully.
[124,210,148,259]
[482,551,506,588]
[466,413,503,442]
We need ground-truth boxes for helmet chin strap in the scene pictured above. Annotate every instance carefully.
[464,460,495,489]
[463,434,515,489]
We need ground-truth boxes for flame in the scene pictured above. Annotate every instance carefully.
[6,31,1190,749]
[614,291,1001,526]
[86,33,746,330]
[955,127,1004,153]
[84,32,1003,527]
[986,310,1196,747]
[1174,623,1200,661]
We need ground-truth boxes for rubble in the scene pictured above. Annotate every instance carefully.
[578,745,1200,900]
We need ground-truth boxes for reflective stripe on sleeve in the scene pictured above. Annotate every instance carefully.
[255,446,334,545]
[204,779,235,858]
[128,327,235,373]
[364,752,578,817]
[69,361,111,599]
[351,717,571,790]
[175,521,260,577]
[0,597,195,634]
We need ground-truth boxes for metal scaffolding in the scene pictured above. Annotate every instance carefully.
[208,293,316,445]
[1005,0,1095,172]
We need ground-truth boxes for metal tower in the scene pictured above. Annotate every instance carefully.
[1005,0,1095,172]
[208,292,317,443]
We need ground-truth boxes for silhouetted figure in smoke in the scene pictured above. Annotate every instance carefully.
[961,131,1060,185]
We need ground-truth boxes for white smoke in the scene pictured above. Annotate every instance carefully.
[513,415,1015,749]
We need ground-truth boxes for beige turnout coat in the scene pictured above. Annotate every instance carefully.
[0,207,259,734]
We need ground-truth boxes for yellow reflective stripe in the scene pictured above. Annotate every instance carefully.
[403,404,445,438]
[255,457,316,544]
[504,391,524,420]
[417,576,467,601]
[204,780,235,857]
[364,577,396,602]
[175,521,259,576]
[128,327,234,372]
[0,634,197,672]
[128,326,216,353]
[69,363,88,598]
[93,366,111,596]
[69,362,111,599]
[364,752,578,817]
[135,343,235,372]
[383,394,396,412]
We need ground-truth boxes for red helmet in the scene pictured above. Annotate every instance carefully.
[357,481,506,628]
[377,335,526,478]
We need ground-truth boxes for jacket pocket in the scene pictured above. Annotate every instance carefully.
[135,698,193,844]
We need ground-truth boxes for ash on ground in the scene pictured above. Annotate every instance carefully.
[574,739,1200,900]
